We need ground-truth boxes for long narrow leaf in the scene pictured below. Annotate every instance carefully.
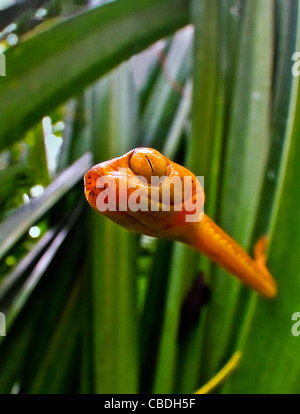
[0,0,189,150]
[224,6,300,392]
[87,64,139,393]
[0,152,92,261]
[3,204,84,335]
[200,0,273,381]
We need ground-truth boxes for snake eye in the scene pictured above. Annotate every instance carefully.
[129,148,167,183]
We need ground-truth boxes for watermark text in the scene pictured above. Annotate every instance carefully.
[0,312,6,336]
[95,171,204,222]
[0,53,6,76]
[291,52,300,77]
[291,312,300,337]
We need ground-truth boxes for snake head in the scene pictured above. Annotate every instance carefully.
[84,148,204,240]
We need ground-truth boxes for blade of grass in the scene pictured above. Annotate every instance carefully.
[0,0,189,150]
[87,63,139,393]
[0,0,51,30]
[141,27,193,150]
[0,292,46,393]
[2,203,84,337]
[139,239,173,393]
[149,7,220,383]
[0,226,57,303]
[224,7,300,392]
[220,0,300,390]
[153,0,221,394]
[0,152,92,262]
[57,98,88,173]
[25,122,50,187]
[200,0,274,381]
[152,243,198,393]
[174,0,219,393]
[162,79,192,160]
[136,41,170,114]
[253,0,298,239]
[0,164,34,218]
[149,12,213,390]
[26,266,85,393]
[0,205,84,393]
[17,213,88,393]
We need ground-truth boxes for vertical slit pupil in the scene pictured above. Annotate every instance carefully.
[145,155,154,173]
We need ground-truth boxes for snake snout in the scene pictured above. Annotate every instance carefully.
[84,169,102,208]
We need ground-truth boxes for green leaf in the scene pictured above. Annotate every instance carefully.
[26,268,85,394]
[162,79,192,160]
[25,123,50,187]
[87,64,139,393]
[183,0,222,390]
[0,0,189,151]
[224,8,300,393]
[199,0,274,381]
[0,164,34,214]
[0,153,92,262]
[152,243,198,393]
[141,28,192,149]
[139,239,173,393]
[3,204,83,334]
[0,226,57,302]
[253,0,298,239]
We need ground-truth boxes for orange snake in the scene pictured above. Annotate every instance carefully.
[84,148,277,298]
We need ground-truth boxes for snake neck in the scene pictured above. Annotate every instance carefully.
[185,214,277,298]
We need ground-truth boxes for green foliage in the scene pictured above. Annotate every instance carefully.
[0,0,299,394]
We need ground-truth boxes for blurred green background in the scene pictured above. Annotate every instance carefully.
[0,0,300,394]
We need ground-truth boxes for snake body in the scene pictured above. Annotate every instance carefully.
[84,148,277,298]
